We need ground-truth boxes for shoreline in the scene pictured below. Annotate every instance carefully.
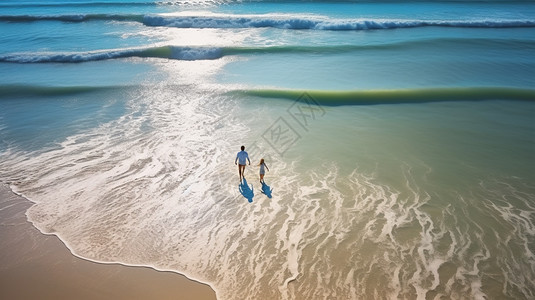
[0,183,216,300]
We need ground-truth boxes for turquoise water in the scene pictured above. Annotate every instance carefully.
[1,1,534,299]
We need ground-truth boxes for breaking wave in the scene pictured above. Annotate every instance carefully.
[3,38,534,64]
[2,13,534,31]
[143,14,535,30]
[0,46,224,63]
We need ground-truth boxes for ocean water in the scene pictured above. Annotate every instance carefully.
[1,0,535,299]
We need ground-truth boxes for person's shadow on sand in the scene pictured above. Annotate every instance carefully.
[239,178,254,203]
[261,182,273,198]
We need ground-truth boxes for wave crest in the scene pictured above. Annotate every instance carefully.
[2,13,534,30]
[0,14,144,23]
[143,14,535,30]
[0,46,224,63]
[233,88,535,105]
[4,38,534,64]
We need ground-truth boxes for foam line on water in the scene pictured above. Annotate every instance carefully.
[477,179,535,298]
[0,0,231,9]
[143,14,535,30]
[0,83,248,299]
[4,38,533,64]
[0,46,224,63]
[3,13,534,30]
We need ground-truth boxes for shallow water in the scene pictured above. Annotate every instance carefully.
[1,0,534,299]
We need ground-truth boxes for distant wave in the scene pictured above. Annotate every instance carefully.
[0,2,156,8]
[222,38,535,54]
[232,87,535,105]
[0,84,129,98]
[0,1,226,8]
[143,15,535,30]
[1,0,532,7]
[0,46,224,63]
[2,13,535,30]
[7,85,532,103]
[0,14,145,23]
[2,38,534,64]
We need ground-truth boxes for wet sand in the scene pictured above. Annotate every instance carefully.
[0,183,216,300]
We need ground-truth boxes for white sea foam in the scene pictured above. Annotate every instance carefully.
[142,13,535,30]
[1,60,534,300]
[0,45,224,63]
[3,10,535,33]
[10,12,533,30]
[4,132,534,299]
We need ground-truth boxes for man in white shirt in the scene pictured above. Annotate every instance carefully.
[235,145,251,183]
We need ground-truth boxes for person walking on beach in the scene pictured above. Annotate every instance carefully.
[235,145,250,183]
[258,158,269,183]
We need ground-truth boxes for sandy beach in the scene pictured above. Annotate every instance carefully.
[1,0,534,298]
[0,183,216,300]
